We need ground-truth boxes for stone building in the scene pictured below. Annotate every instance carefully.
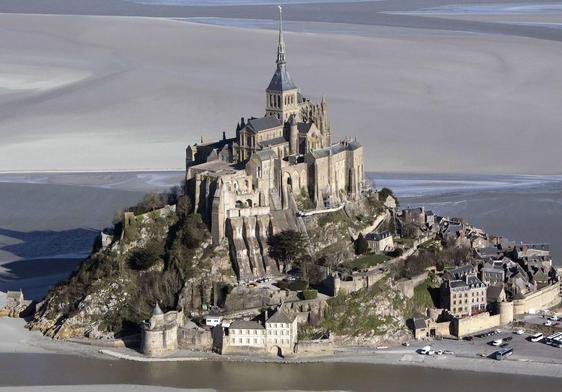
[5,290,25,309]
[225,308,298,356]
[184,8,364,281]
[141,304,182,356]
[141,304,212,356]
[440,274,487,317]
[480,260,505,285]
[365,230,394,254]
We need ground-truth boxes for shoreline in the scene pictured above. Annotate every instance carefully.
[3,318,560,380]
[94,343,562,379]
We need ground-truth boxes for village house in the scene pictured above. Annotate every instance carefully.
[480,260,505,285]
[440,273,487,317]
[365,230,394,254]
[226,308,298,356]
[397,207,436,238]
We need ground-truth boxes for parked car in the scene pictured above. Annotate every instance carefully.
[464,336,474,341]
[548,316,560,321]
[544,320,553,327]
[491,339,503,346]
[514,329,525,335]
[504,337,513,341]
[418,346,432,355]
[500,342,509,348]
[443,350,455,355]
[402,342,410,347]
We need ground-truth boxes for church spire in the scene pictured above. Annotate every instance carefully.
[276,5,286,65]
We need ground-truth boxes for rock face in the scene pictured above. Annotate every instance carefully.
[321,276,412,345]
[29,192,396,342]
[28,205,237,339]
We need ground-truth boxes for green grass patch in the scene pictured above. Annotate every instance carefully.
[412,278,435,312]
[343,253,390,271]
[318,210,349,227]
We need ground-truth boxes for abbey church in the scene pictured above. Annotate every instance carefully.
[185,8,364,280]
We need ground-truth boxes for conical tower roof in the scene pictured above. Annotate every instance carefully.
[152,302,163,316]
[267,6,297,92]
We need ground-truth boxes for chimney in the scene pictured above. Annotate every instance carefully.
[223,131,226,140]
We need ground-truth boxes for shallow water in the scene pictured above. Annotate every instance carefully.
[0,353,561,391]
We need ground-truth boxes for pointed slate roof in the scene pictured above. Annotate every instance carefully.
[152,303,163,316]
[267,6,297,92]
[267,64,297,92]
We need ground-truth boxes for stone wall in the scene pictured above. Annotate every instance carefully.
[396,272,428,299]
[513,282,561,315]
[295,339,334,355]
[178,327,213,351]
[328,269,387,296]
[453,312,501,337]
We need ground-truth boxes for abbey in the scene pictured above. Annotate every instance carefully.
[185,8,364,279]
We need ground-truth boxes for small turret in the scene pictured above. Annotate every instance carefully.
[149,302,164,329]
[289,114,298,155]
[152,302,163,316]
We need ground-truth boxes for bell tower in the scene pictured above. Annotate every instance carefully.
[265,6,299,123]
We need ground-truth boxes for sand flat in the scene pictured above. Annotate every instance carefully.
[0,13,561,173]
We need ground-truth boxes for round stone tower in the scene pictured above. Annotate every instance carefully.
[499,301,514,325]
[289,114,298,155]
[141,303,166,356]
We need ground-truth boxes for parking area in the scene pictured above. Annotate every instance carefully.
[410,326,562,363]
[523,314,562,328]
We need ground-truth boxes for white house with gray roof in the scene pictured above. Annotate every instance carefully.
[226,308,298,356]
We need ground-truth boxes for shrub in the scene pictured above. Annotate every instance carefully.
[181,213,206,249]
[354,233,369,255]
[379,187,398,204]
[289,279,309,291]
[268,230,306,266]
[302,289,318,300]
[389,248,404,258]
[129,240,164,270]
[276,280,290,290]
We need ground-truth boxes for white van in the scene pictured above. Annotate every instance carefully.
[530,333,544,342]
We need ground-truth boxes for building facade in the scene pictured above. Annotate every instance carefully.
[441,274,487,317]
[226,308,298,356]
[365,231,394,254]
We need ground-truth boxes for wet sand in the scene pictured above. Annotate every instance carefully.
[0,13,561,173]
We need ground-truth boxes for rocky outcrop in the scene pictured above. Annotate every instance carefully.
[322,276,411,346]
[28,204,237,339]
